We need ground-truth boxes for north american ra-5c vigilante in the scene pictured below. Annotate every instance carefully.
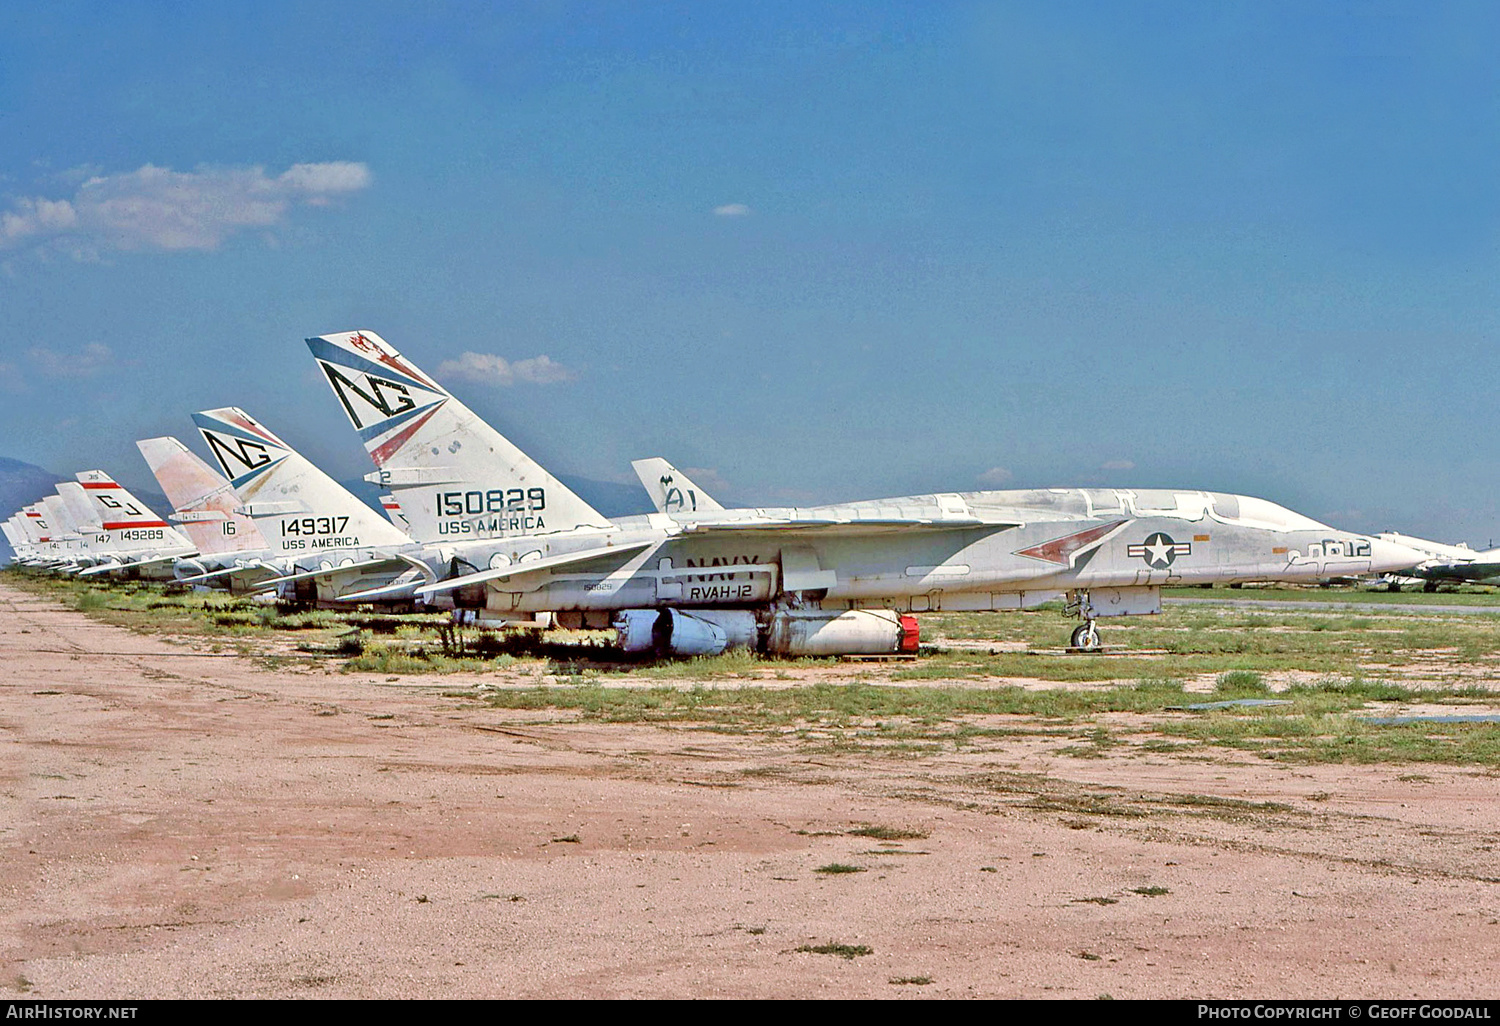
[296,329,1426,656]
[1374,531,1500,592]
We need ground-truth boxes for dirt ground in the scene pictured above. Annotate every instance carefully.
[3,582,1499,999]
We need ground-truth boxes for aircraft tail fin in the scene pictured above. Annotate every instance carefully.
[379,493,411,533]
[19,506,50,544]
[630,458,725,514]
[42,492,85,558]
[190,407,412,553]
[43,495,80,538]
[56,483,103,533]
[306,329,611,543]
[73,470,193,554]
[137,436,268,555]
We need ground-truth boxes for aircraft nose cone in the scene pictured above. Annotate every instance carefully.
[1367,537,1428,574]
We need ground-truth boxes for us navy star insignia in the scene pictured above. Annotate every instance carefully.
[1127,532,1191,568]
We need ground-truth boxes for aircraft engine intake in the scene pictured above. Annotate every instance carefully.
[173,558,208,581]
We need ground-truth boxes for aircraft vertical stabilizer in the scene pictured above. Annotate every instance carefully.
[57,483,103,532]
[19,506,49,544]
[190,407,411,552]
[137,436,268,556]
[379,493,411,533]
[630,458,725,514]
[43,494,81,539]
[305,330,611,543]
[74,470,194,555]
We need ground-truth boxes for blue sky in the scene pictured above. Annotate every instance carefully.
[2,1,1497,542]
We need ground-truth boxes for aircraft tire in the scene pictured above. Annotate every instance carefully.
[1070,622,1101,652]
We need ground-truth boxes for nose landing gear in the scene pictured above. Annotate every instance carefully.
[1064,590,1103,652]
[1069,620,1101,652]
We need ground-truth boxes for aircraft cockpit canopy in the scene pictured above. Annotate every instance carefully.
[1210,494,1330,532]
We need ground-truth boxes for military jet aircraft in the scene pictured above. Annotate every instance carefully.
[1374,531,1500,591]
[136,436,282,591]
[1,518,28,563]
[68,471,196,578]
[10,506,52,565]
[38,494,89,570]
[303,329,1426,654]
[15,473,195,577]
[189,408,420,605]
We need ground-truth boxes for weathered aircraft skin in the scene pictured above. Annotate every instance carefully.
[136,436,285,592]
[40,472,197,578]
[7,480,192,576]
[306,329,1428,653]
[395,493,1413,611]
[189,408,422,605]
[632,458,724,515]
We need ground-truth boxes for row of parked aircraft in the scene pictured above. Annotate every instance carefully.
[2,330,1478,655]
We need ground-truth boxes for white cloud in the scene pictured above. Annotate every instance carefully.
[435,352,577,387]
[1,197,77,245]
[277,161,372,196]
[1100,459,1136,471]
[28,343,113,378]
[713,203,751,217]
[0,161,372,256]
[977,466,1013,485]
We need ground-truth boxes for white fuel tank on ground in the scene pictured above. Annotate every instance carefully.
[614,608,760,657]
[766,609,919,657]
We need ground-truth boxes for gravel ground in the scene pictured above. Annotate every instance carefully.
[3,582,1498,999]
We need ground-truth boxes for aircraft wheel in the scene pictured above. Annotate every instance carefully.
[1070,621,1101,652]
[1423,581,1438,593]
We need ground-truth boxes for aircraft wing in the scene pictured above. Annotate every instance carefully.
[77,552,190,576]
[174,560,284,585]
[414,540,656,598]
[328,552,444,602]
[677,514,1021,534]
[333,578,428,603]
[1423,561,1500,582]
[248,555,412,592]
